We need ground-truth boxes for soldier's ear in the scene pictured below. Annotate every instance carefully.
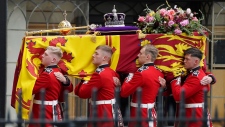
[52,57,56,63]
[146,54,151,60]
[103,55,106,60]
[103,53,111,61]
[194,58,200,65]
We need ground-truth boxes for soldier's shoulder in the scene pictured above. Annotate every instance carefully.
[192,70,200,77]
[125,73,134,82]
[44,68,53,74]
[137,66,148,72]
[95,68,105,74]
[154,66,163,72]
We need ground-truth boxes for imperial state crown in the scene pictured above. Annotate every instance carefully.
[104,5,125,27]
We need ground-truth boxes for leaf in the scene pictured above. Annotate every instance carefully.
[182,27,192,36]
[155,12,161,22]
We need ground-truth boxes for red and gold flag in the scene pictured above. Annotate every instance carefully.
[11,33,206,119]
[145,33,206,76]
[11,35,121,119]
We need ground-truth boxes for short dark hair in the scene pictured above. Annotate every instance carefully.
[184,47,203,60]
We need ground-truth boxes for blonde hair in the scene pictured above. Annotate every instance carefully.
[96,45,113,58]
[47,46,63,59]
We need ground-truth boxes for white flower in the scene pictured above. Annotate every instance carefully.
[178,8,184,14]
[186,8,191,14]
[174,5,177,9]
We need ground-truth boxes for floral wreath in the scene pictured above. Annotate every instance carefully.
[135,1,211,39]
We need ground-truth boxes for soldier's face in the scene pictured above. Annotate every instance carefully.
[41,50,54,67]
[92,49,105,66]
[138,47,147,65]
[183,54,198,70]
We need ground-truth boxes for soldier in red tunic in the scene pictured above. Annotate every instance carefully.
[120,44,164,127]
[29,46,73,127]
[170,47,213,127]
[75,45,124,127]
[161,69,216,126]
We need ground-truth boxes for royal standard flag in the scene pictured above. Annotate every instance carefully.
[143,33,207,76]
[11,33,207,119]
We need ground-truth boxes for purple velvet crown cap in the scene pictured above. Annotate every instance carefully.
[94,26,139,31]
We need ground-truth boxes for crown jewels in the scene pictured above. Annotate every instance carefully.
[104,5,125,27]
[58,10,72,29]
[58,10,72,35]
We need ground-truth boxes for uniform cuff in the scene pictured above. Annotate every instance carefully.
[208,74,216,85]
[62,76,70,86]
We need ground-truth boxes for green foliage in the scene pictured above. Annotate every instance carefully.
[136,4,211,37]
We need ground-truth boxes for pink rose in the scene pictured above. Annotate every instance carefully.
[180,19,189,26]
[146,15,154,22]
[169,15,174,21]
[192,17,198,21]
[174,29,182,35]
[167,9,176,16]
[168,20,175,27]
[167,9,176,20]
[159,9,167,16]
[138,16,145,22]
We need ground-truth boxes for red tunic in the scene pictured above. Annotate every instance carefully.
[29,65,73,127]
[164,68,216,97]
[120,63,164,127]
[74,64,119,127]
[171,66,213,127]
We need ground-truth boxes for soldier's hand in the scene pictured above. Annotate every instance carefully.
[159,76,166,88]
[54,72,67,84]
[201,75,212,85]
